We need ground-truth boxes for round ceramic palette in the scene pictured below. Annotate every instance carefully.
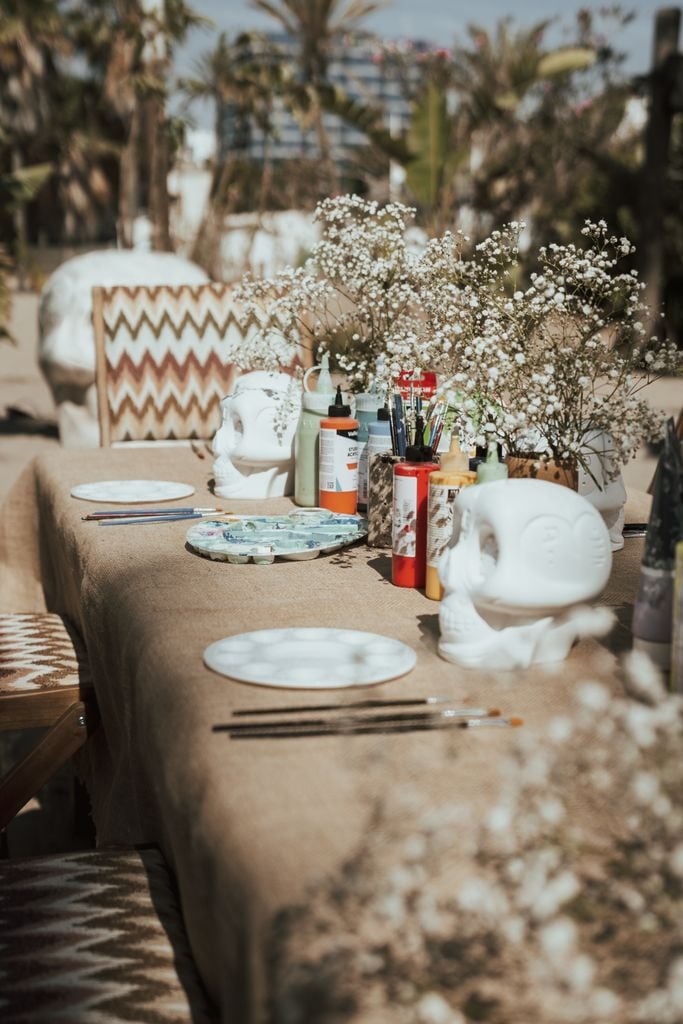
[70,480,195,503]
[186,510,367,563]
[203,628,417,689]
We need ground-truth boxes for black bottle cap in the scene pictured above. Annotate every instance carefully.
[377,404,390,421]
[328,384,351,417]
[405,444,434,463]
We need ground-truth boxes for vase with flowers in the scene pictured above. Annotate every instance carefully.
[383,220,680,545]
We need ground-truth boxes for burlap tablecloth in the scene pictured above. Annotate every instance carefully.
[0,448,649,1022]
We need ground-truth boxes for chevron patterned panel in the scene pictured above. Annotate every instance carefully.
[97,283,242,443]
[0,613,90,695]
[0,847,215,1023]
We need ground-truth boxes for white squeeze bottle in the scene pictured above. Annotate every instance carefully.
[359,405,393,511]
[354,392,385,511]
[294,354,335,507]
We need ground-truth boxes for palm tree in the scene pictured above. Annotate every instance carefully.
[181,31,277,272]
[250,0,383,188]
[0,0,68,279]
[73,0,206,249]
[446,17,635,246]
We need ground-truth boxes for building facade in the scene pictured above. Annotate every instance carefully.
[220,33,427,166]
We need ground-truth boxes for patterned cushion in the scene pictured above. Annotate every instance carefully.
[93,283,241,444]
[0,614,91,696]
[0,847,215,1023]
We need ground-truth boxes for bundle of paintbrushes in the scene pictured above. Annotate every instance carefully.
[387,390,453,457]
[82,507,237,526]
[212,696,523,740]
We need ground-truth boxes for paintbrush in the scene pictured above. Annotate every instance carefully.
[231,695,459,716]
[82,506,230,520]
[227,715,523,740]
[215,707,503,734]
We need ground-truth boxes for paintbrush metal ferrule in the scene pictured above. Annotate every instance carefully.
[227,715,522,741]
[216,707,501,734]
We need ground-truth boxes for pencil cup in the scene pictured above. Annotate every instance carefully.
[368,453,402,548]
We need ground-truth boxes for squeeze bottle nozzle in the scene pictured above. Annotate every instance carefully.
[328,385,351,417]
[317,352,332,394]
[439,434,469,473]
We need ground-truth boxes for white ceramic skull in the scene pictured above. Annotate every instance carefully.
[212,371,302,499]
[438,479,614,670]
[578,431,627,551]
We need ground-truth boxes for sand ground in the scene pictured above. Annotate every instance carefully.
[1,286,682,856]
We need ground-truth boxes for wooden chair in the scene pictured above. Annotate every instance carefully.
[0,845,215,1022]
[0,613,97,839]
[92,282,242,445]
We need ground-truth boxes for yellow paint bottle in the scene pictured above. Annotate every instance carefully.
[425,436,476,601]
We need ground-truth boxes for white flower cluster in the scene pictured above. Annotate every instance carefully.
[411,220,680,470]
[236,199,679,469]
[268,664,683,1024]
[235,194,424,390]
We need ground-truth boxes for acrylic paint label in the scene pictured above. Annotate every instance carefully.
[427,481,464,568]
[392,474,417,557]
[319,427,359,494]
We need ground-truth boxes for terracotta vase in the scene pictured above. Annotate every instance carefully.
[505,453,578,491]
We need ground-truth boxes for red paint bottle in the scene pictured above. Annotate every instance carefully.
[392,444,440,589]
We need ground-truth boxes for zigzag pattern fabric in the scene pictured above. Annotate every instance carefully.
[0,613,90,694]
[96,283,242,443]
[0,847,215,1023]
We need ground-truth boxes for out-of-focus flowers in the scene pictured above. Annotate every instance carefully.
[269,666,683,1024]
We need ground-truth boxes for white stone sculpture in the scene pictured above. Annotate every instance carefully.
[212,371,302,499]
[38,250,208,447]
[438,479,614,670]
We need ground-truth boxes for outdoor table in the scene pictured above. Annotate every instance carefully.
[0,447,650,1022]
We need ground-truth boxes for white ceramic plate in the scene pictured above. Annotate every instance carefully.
[70,480,195,503]
[203,628,417,689]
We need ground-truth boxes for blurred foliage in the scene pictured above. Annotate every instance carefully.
[0,1,681,339]
[377,9,642,250]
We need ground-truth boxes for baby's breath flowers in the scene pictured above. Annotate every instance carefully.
[268,660,683,1024]
[409,220,680,474]
[236,203,678,472]
[235,194,424,390]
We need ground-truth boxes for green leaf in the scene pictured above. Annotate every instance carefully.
[537,47,596,78]
[0,163,52,209]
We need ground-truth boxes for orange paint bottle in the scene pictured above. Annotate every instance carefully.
[319,386,360,514]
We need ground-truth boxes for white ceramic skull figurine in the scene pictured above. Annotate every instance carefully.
[212,371,302,499]
[438,479,614,670]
